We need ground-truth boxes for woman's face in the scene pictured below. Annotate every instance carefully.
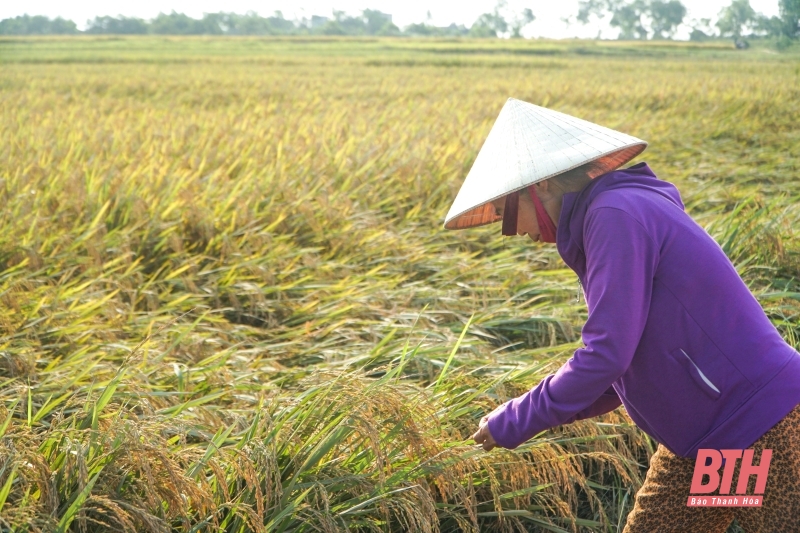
[491,189,541,242]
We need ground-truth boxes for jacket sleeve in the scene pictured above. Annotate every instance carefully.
[571,386,622,421]
[487,207,658,449]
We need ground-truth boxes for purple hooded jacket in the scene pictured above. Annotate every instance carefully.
[486,162,800,459]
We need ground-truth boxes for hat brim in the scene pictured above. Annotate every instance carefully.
[443,142,646,230]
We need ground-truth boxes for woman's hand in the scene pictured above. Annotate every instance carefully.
[471,415,498,451]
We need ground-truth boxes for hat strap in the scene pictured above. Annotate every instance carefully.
[528,185,557,243]
[501,191,519,236]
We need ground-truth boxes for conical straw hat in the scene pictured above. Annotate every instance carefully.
[444,98,647,230]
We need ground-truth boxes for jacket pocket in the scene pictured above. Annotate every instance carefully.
[671,348,722,400]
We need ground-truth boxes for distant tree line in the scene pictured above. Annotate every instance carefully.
[0,9,522,38]
[573,0,799,46]
[0,15,80,35]
[0,5,528,39]
[1,0,798,45]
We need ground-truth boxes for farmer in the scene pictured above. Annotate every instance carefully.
[444,98,800,532]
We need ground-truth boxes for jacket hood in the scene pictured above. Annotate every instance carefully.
[557,162,683,275]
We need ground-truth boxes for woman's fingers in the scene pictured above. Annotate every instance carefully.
[471,426,484,444]
[472,422,498,451]
[481,427,497,451]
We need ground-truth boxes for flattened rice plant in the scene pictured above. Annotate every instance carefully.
[0,36,798,532]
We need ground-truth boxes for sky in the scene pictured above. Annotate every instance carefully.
[1,0,782,39]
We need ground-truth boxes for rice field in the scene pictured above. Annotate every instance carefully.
[0,36,799,532]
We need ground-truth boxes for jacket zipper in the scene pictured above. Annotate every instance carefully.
[679,349,720,393]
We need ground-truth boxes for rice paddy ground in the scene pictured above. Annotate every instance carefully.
[0,36,799,532]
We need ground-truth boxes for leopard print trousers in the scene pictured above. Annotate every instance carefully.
[623,403,800,533]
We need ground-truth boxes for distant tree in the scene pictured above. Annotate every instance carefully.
[404,22,469,37]
[649,0,686,39]
[150,11,221,35]
[442,23,471,36]
[469,1,534,38]
[510,8,535,38]
[688,17,714,41]
[310,9,395,36]
[83,11,300,36]
[577,0,645,39]
[778,0,800,37]
[576,0,686,39]
[319,20,347,35]
[576,0,605,24]
[376,22,402,36]
[220,12,270,35]
[243,11,296,35]
[265,12,296,34]
[403,22,435,36]
[331,10,369,35]
[471,10,508,38]
[0,14,78,35]
[610,1,648,39]
[753,14,783,37]
[467,22,497,38]
[716,0,757,47]
[85,15,149,34]
[49,17,79,34]
[363,9,393,34]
